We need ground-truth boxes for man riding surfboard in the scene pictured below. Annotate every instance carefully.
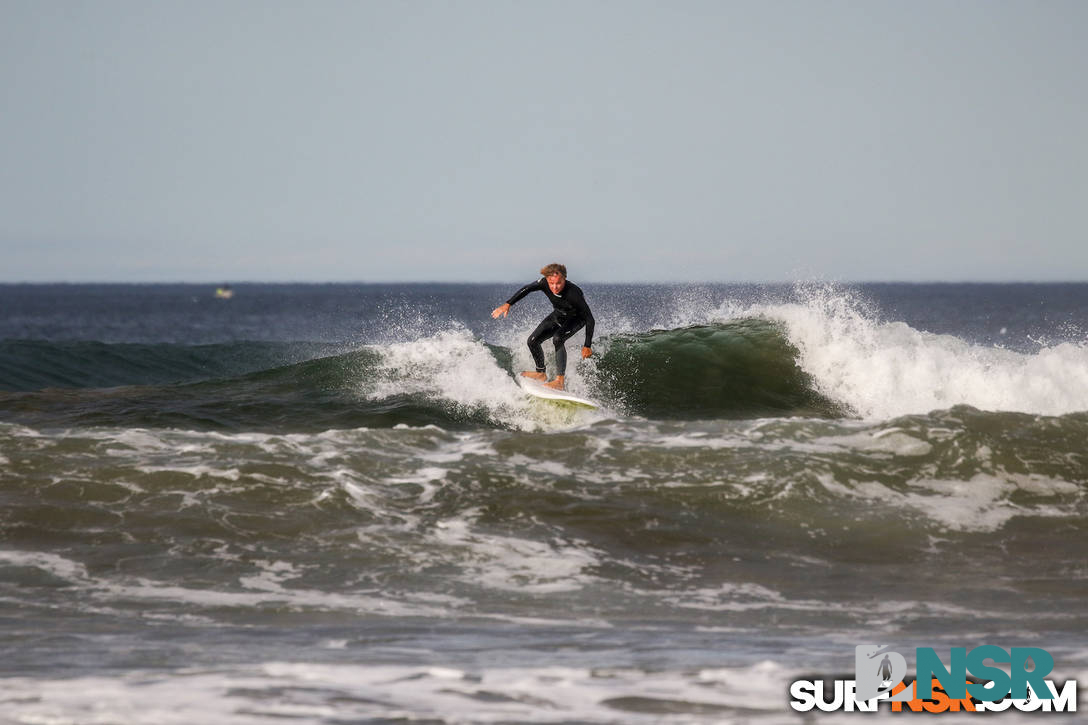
[491,263,595,391]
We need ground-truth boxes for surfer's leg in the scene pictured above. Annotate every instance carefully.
[525,316,560,380]
[547,319,586,387]
[553,340,567,378]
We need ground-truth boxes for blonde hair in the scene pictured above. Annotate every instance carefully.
[540,263,567,278]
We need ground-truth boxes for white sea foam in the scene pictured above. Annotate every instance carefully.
[0,661,806,725]
[100,577,466,618]
[430,517,602,594]
[658,582,798,613]
[363,327,606,430]
[238,560,300,592]
[813,428,934,457]
[815,471,1078,533]
[710,286,1088,419]
[136,463,243,480]
[14,656,1055,724]
[0,550,90,583]
[0,544,469,622]
[108,428,211,454]
[415,432,496,463]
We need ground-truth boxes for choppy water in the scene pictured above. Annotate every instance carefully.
[1,282,1086,723]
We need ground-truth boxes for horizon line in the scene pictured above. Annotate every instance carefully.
[2,278,1087,286]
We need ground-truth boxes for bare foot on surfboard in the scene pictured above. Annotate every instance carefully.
[543,375,565,390]
[520,371,547,382]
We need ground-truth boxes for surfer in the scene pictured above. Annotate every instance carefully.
[877,655,894,686]
[491,263,595,390]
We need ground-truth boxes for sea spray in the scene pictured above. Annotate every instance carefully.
[364,326,607,430]
[726,283,1088,418]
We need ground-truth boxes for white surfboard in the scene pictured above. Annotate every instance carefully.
[516,376,599,409]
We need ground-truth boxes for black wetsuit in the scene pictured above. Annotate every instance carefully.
[505,278,595,376]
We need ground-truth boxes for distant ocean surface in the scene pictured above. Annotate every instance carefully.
[1,282,1086,723]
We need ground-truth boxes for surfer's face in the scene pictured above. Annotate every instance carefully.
[546,273,565,294]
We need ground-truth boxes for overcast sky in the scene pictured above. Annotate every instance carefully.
[1,1,1086,283]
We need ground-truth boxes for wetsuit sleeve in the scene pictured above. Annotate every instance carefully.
[505,279,545,306]
[571,287,595,347]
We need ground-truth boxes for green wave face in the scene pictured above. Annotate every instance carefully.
[592,320,843,419]
[0,325,844,431]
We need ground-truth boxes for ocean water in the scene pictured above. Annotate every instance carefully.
[1,281,1086,724]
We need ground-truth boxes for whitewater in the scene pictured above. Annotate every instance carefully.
[1,282,1086,723]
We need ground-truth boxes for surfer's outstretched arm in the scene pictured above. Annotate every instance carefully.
[492,279,545,319]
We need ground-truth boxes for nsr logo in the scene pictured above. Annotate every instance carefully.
[789,644,1079,714]
[857,644,1053,702]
